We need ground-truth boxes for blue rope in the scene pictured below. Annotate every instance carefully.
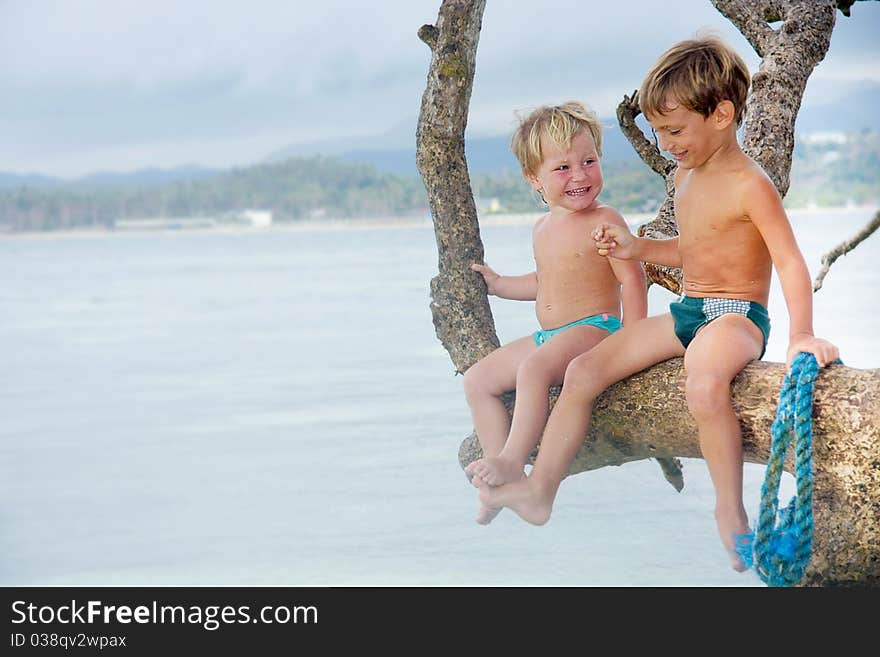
[753,352,836,586]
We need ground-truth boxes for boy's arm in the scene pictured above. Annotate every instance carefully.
[609,256,648,325]
[745,175,840,367]
[470,263,538,301]
[593,224,682,268]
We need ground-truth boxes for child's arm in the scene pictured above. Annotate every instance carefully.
[592,223,682,268]
[609,256,648,325]
[745,175,840,368]
[470,263,538,301]
[598,211,648,325]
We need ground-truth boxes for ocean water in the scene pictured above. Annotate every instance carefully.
[1,207,877,587]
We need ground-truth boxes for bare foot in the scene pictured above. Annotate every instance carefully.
[464,459,483,484]
[476,504,501,525]
[716,508,752,572]
[466,456,525,487]
[464,461,483,488]
[478,477,553,526]
[469,473,486,489]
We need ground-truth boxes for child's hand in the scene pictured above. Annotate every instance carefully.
[786,334,840,369]
[471,263,500,295]
[592,223,636,259]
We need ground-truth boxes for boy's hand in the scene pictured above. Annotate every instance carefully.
[592,223,636,259]
[786,333,840,369]
[471,263,500,295]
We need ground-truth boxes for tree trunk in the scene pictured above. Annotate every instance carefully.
[417,0,880,585]
[416,0,497,376]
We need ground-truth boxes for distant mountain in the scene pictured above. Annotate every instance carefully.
[266,117,417,162]
[268,117,646,178]
[0,165,219,191]
[0,156,429,232]
[75,165,219,188]
[268,80,880,177]
[3,133,876,233]
[795,80,880,134]
[2,79,875,233]
[0,172,62,190]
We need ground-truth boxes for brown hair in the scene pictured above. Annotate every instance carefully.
[639,35,750,125]
[510,101,603,178]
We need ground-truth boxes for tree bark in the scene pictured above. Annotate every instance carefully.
[418,0,880,585]
[416,0,496,376]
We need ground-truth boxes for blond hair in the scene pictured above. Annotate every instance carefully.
[510,101,603,178]
[639,35,750,126]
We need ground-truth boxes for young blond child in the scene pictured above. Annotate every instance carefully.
[476,37,839,570]
[463,102,647,525]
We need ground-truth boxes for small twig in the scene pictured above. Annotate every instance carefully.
[813,209,880,291]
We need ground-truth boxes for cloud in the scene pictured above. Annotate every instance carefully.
[0,0,877,176]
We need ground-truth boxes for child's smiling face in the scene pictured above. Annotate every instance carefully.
[646,97,734,170]
[528,129,603,213]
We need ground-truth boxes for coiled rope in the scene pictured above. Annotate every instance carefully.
[753,352,832,586]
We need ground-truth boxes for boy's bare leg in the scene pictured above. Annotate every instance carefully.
[682,314,764,571]
[462,335,535,523]
[479,315,686,525]
[468,325,611,489]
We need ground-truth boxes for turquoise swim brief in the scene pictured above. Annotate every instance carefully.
[669,295,771,358]
[533,313,621,346]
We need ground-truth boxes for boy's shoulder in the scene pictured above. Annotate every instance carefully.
[725,154,780,209]
[676,149,774,194]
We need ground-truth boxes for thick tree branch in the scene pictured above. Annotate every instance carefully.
[813,209,880,291]
[713,0,778,56]
[458,360,880,586]
[416,0,495,374]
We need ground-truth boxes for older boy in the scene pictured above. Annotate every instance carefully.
[463,102,647,525]
[476,36,839,571]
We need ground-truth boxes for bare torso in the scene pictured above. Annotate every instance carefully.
[675,154,772,305]
[533,206,623,329]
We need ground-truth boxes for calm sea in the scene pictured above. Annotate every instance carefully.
[1,207,877,587]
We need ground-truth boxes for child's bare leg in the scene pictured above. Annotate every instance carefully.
[469,325,611,488]
[463,336,536,465]
[480,315,685,524]
[462,336,535,523]
[683,315,764,571]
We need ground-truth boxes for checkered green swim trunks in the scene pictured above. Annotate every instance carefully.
[669,296,771,358]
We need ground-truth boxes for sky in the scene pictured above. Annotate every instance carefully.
[1,0,879,178]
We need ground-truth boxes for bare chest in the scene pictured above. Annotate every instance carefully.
[532,217,601,271]
[675,180,749,249]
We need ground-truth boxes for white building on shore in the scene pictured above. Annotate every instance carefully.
[242,209,273,228]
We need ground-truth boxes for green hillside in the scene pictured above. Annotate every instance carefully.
[787,130,880,207]
[0,157,427,232]
[1,132,877,233]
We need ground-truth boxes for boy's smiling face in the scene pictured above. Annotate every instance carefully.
[646,99,734,170]
[528,129,603,212]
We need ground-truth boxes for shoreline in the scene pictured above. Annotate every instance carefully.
[1,204,877,240]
